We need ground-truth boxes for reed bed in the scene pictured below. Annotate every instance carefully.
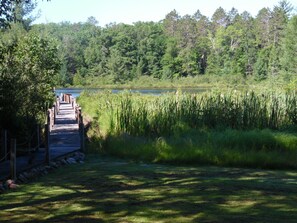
[115,91,297,137]
[78,90,297,169]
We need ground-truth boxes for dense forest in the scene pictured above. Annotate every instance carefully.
[24,0,297,86]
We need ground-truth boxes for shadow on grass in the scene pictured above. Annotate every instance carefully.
[0,156,297,222]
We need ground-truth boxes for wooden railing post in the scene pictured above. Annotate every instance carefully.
[53,104,56,125]
[71,97,76,109]
[51,107,55,129]
[72,98,76,110]
[47,109,51,132]
[10,138,16,181]
[56,96,60,114]
[75,105,81,124]
[44,124,50,165]
[79,114,85,152]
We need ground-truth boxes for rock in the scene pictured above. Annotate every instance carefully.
[9,183,19,189]
[5,179,19,189]
[6,179,14,187]
[67,157,77,164]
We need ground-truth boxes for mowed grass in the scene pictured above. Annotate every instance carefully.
[1,155,297,223]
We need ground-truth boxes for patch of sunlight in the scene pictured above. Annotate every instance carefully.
[168,188,190,195]
[219,199,259,214]
[46,202,92,219]
[38,186,75,196]
[224,200,258,208]
[126,209,182,222]
[205,187,220,192]
[108,174,126,180]
[285,172,297,177]
[129,209,201,223]
[237,176,263,181]
[119,187,161,196]
[265,202,296,210]
[179,181,201,186]
[162,177,198,185]
[249,171,271,177]
[123,215,162,223]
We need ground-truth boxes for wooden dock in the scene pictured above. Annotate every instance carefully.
[0,99,81,180]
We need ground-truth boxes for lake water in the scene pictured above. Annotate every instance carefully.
[55,87,209,98]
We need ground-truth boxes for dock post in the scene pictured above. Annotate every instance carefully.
[45,124,50,165]
[10,138,16,181]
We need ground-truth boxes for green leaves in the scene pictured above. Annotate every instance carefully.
[0,33,60,134]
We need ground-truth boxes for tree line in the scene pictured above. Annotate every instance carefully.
[29,0,297,86]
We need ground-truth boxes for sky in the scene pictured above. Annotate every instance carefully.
[33,0,297,26]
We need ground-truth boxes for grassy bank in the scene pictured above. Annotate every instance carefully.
[1,156,297,222]
[72,73,292,91]
[78,90,297,169]
[104,129,297,169]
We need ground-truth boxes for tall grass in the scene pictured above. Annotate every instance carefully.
[115,91,297,137]
[78,90,297,169]
[105,129,297,169]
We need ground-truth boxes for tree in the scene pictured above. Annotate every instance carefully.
[281,15,297,78]
[0,33,60,135]
[163,10,180,37]
[211,7,229,33]
[0,0,48,29]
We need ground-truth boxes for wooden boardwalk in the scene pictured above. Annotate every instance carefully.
[0,101,81,180]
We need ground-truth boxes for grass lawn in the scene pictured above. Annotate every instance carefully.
[1,155,297,223]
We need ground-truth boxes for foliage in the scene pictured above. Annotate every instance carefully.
[29,1,296,86]
[0,33,60,136]
[0,0,46,29]
[281,15,297,78]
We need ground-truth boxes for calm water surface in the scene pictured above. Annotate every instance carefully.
[55,88,209,98]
